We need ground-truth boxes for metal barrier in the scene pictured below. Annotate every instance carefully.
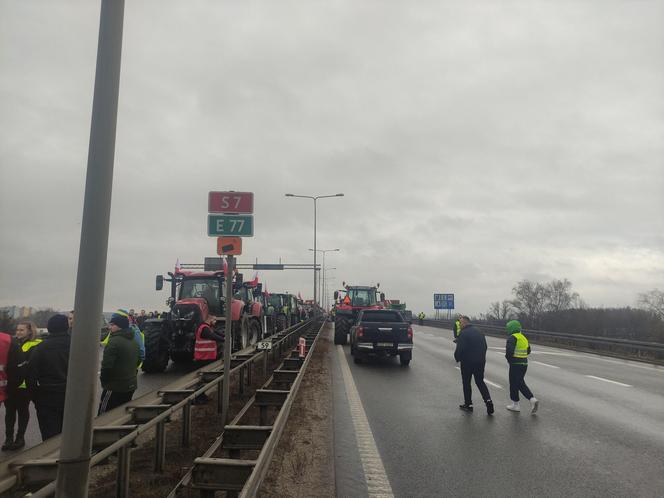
[421,319,664,363]
[0,319,316,497]
[165,318,326,498]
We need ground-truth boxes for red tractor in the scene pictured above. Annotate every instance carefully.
[333,283,385,345]
[143,269,261,373]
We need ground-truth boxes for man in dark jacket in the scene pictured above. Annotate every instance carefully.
[98,312,140,414]
[26,314,71,440]
[453,316,494,414]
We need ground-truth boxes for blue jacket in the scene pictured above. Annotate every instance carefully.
[130,324,145,363]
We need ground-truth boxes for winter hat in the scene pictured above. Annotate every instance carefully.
[47,314,69,334]
[506,320,522,334]
[109,312,130,329]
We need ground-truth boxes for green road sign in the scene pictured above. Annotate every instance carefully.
[208,214,254,237]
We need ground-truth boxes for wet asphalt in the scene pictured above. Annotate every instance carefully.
[333,324,664,497]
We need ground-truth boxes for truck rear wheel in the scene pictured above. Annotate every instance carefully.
[334,316,349,345]
[400,351,412,367]
[142,323,169,373]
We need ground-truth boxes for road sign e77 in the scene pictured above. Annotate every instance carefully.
[208,191,254,214]
[208,214,254,237]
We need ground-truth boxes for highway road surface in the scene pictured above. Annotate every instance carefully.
[332,323,664,497]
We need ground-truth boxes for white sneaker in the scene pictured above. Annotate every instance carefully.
[530,397,539,414]
[506,402,521,412]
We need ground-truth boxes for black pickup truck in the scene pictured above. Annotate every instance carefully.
[349,309,413,366]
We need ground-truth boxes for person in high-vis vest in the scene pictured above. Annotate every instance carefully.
[3,322,41,451]
[452,317,462,342]
[417,312,425,325]
[194,316,223,364]
[505,320,538,413]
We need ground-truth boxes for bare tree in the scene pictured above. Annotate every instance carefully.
[511,280,548,326]
[546,279,579,312]
[487,300,514,321]
[637,289,664,319]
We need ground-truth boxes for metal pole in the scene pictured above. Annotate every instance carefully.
[313,198,317,306]
[321,251,325,311]
[222,255,234,424]
[56,1,124,496]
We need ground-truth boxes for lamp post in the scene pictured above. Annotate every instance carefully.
[324,267,337,310]
[309,248,339,309]
[285,193,343,306]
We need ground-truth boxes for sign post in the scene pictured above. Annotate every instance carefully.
[222,255,234,425]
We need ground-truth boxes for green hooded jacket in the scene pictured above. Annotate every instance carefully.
[100,328,140,392]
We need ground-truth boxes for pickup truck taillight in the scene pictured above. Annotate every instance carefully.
[357,326,364,338]
[407,326,413,339]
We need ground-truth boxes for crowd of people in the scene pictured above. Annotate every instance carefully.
[0,308,146,451]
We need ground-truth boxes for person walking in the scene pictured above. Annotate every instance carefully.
[452,316,462,342]
[3,322,41,451]
[454,315,494,415]
[417,312,425,325]
[505,320,539,413]
[0,331,22,451]
[98,312,140,415]
[26,314,71,441]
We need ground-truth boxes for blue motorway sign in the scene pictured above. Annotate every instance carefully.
[434,293,454,310]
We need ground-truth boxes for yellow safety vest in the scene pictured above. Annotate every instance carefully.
[19,339,42,389]
[454,320,461,337]
[512,332,529,358]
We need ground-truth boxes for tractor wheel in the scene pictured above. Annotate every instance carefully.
[170,351,193,364]
[249,320,261,346]
[276,315,287,332]
[334,316,349,345]
[238,319,250,351]
[142,323,169,373]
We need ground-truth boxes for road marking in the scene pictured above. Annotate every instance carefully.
[484,379,503,389]
[531,360,560,369]
[488,347,503,351]
[585,375,632,387]
[454,366,503,389]
[337,346,394,497]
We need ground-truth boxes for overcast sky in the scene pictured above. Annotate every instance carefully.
[1,1,663,316]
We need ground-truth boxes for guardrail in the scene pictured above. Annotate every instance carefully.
[165,317,326,497]
[0,318,316,497]
[421,319,664,364]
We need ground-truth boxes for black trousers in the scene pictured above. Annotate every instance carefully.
[509,364,534,402]
[4,389,31,439]
[35,402,65,441]
[98,390,135,415]
[460,362,492,405]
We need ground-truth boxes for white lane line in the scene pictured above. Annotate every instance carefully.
[531,360,560,369]
[337,346,394,497]
[484,379,503,389]
[585,375,632,387]
[488,347,503,351]
[454,366,503,389]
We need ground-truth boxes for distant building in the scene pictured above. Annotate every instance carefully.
[0,306,34,319]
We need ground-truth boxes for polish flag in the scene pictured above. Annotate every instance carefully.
[174,258,182,273]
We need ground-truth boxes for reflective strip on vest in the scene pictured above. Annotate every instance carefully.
[455,321,461,337]
[512,333,529,358]
[194,325,217,361]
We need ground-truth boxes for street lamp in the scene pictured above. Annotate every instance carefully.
[309,248,340,309]
[323,267,337,311]
[286,193,344,306]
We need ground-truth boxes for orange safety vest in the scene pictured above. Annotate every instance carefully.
[194,324,217,361]
[0,333,11,402]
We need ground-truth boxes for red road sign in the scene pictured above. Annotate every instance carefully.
[208,191,254,214]
[217,236,242,255]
